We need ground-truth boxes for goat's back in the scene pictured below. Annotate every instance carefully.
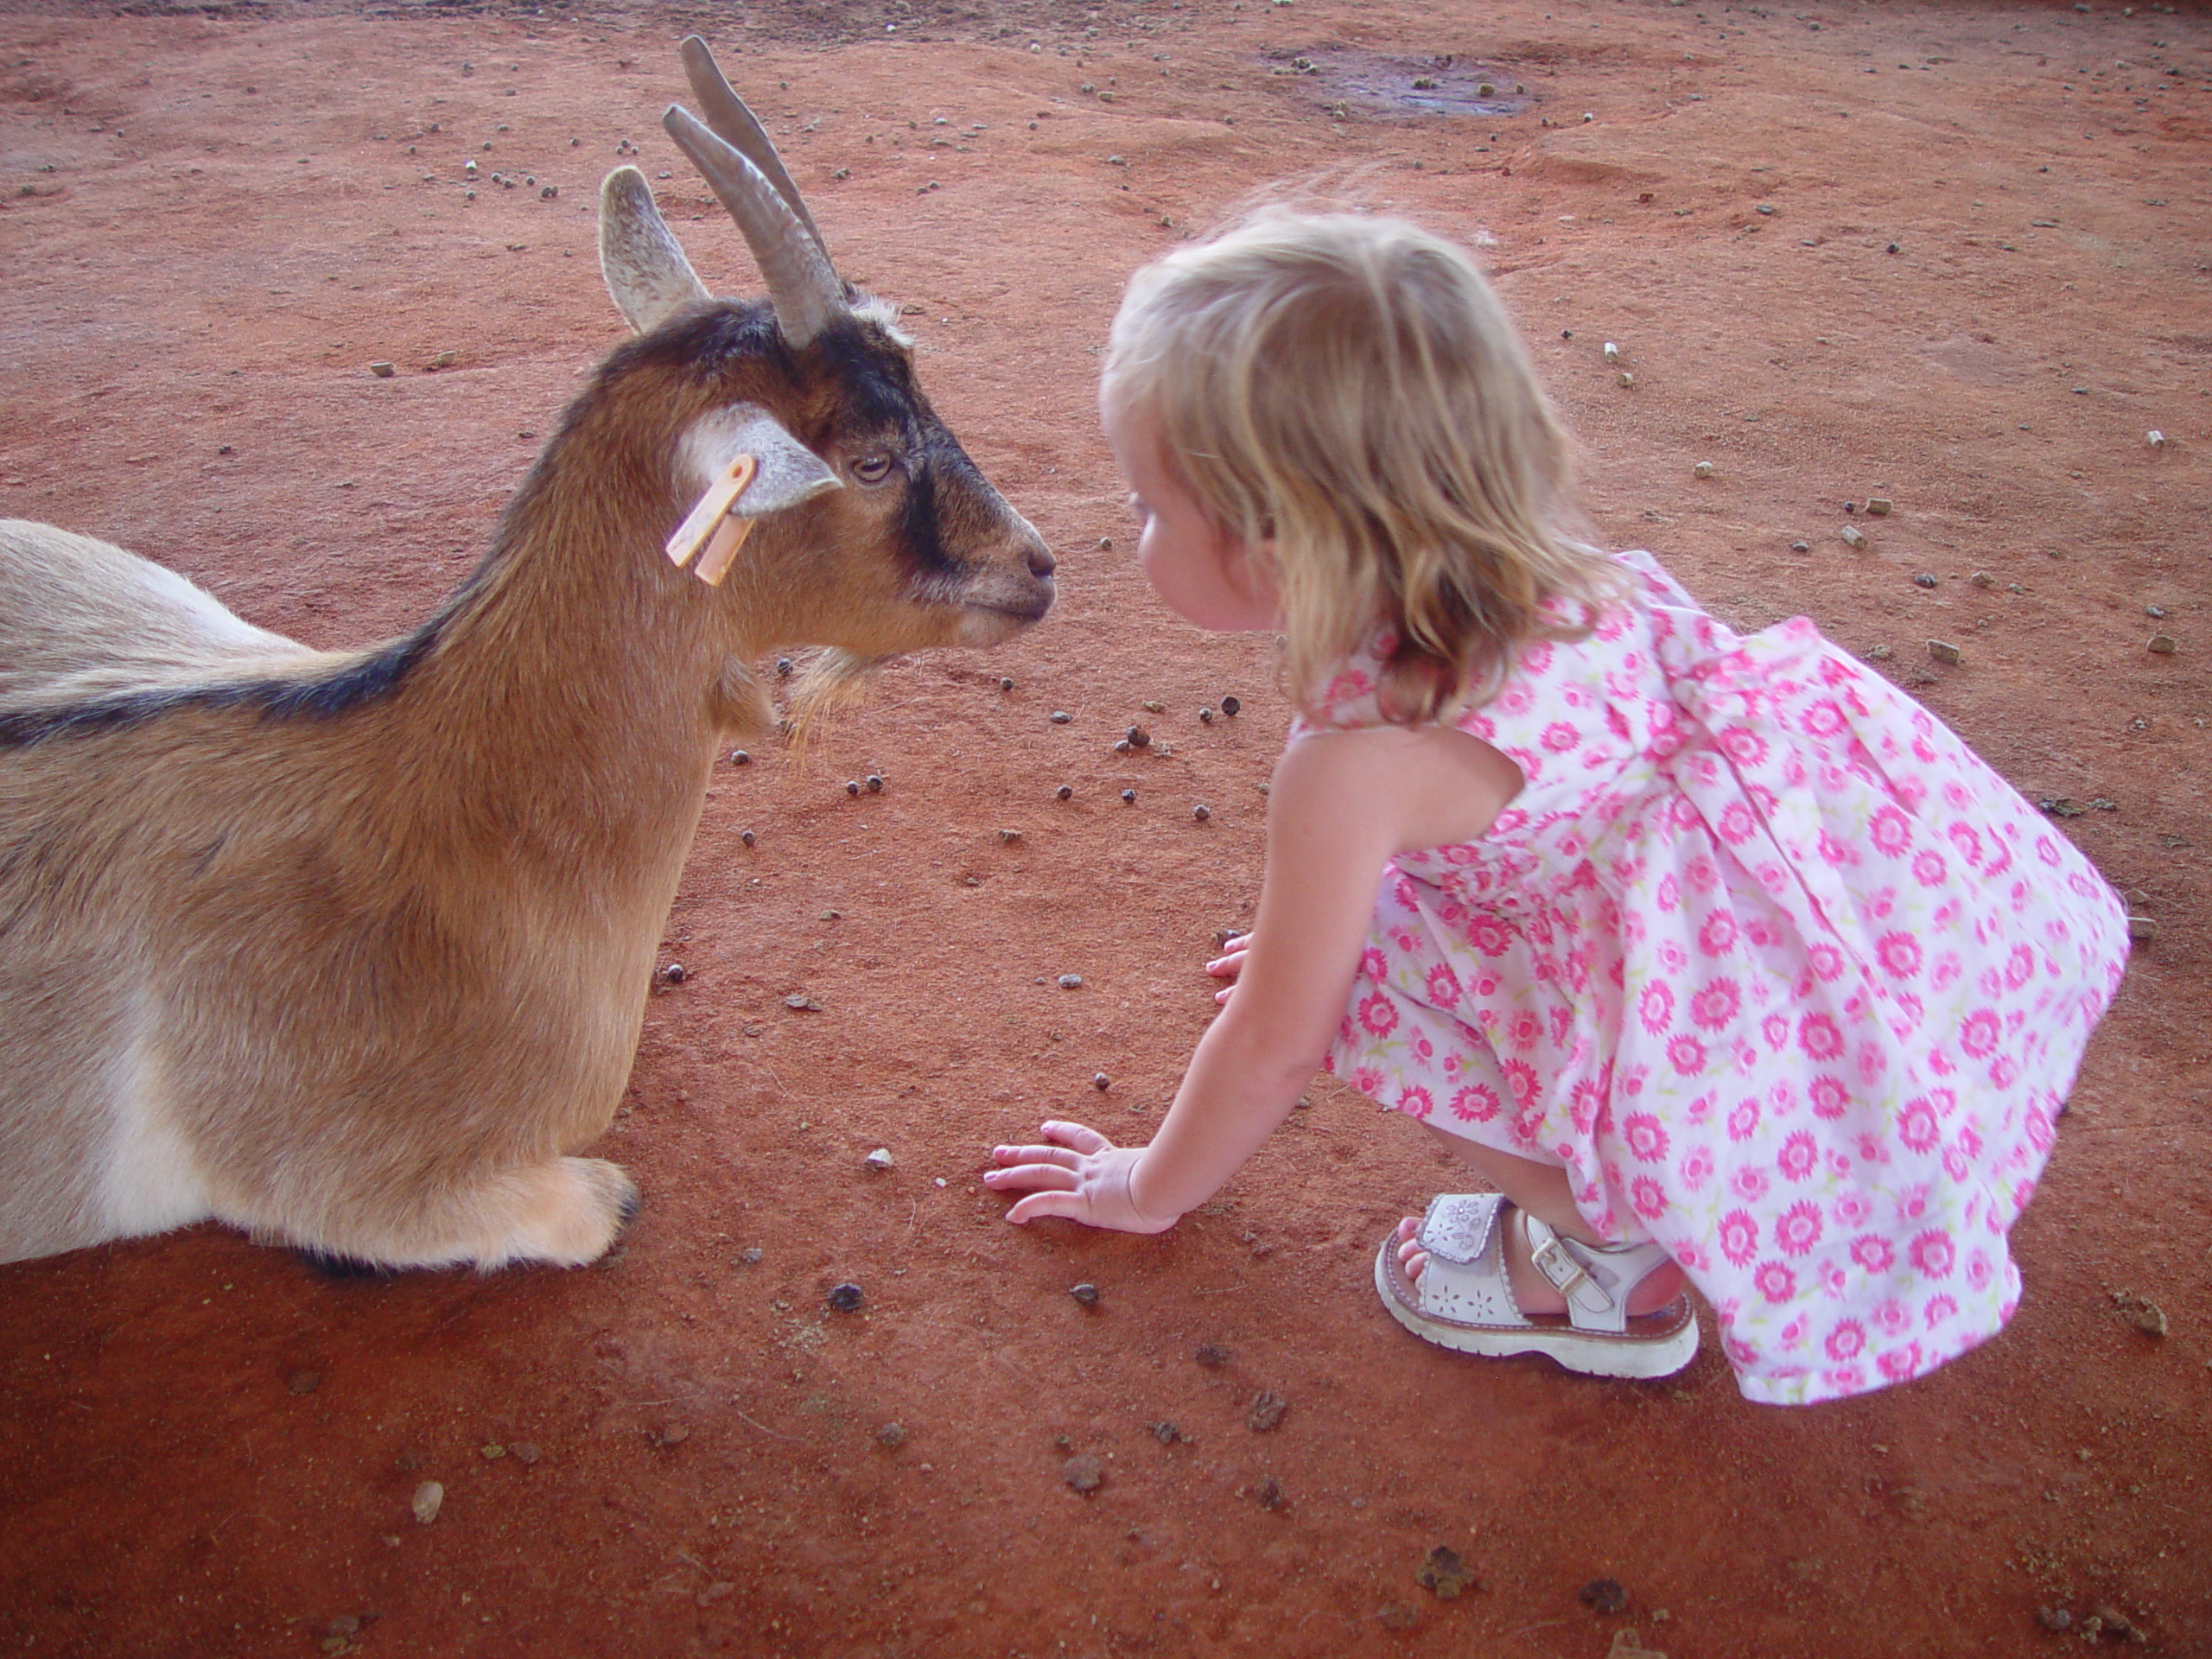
[0,521,308,715]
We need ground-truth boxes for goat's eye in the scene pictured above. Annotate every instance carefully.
[852,453,896,485]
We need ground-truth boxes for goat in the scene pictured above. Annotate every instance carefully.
[0,37,1055,1271]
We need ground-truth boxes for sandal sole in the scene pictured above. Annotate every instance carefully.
[1374,1233,1700,1381]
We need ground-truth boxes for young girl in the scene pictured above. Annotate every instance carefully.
[985,208,2128,1404]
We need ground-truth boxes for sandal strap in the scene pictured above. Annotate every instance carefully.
[1411,1194,1529,1328]
[1524,1217,1676,1335]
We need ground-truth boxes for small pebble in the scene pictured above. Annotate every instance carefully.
[784,994,820,1010]
[510,1441,541,1465]
[877,1422,908,1448]
[1756,202,1775,215]
[739,830,756,847]
[864,1147,894,1172]
[2147,605,2167,619]
[1152,1421,1182,1444]
[2148,634,2177,654]
[1195,1344,1230,1367]
[410,1481,444,1525]
[998,828,1023,843]
[287,1370,321,1395]
[1092,1072,1110,1090]
[1255,1475,1286,1510]
[1246,1389,1289,1432]
[846,779,861,796]
[662,963,685,984]
[1419,1546,1478,1599]
[1199,706,1216,722]
[999,676,1015,690]
[1192,804,1211,821]
[1220,696,1241,715]
[1058,974,1084,989]
[1840,525,1868,550]
[428,350,456,370]
[1114,739,1132,754]
[1070,1282,1100,1306]
[1970,571,1993,588]
[1142,700,1166,714]
[1580,1577,1630,1614]
[480,1442,506,1459]
[1618,371,1634,387]
[1789,540,1810,552]
[866,774,884,791]
[1056,784,1073,801]
[739,1246,763,1265]
[777,658,794,677]
[1063,1453,1104,1494]
[1866,645,1893,660]
[1127,726,1152,748]
[730,749,751,766]
[1866,496,1894,515]
[368,362,397,378]
[1602,340,1621,363]
[827,1282,864,1312]
[1694,460,1715,479]
[2147,429,2166,448]
[1929,639,1964,665]
[1050,710,1072,724]
[1914,573,1938,589]
[647,1423,690,1448]
[2126,915,2156,942]
[2037,1607,2073,1633]
[1121,789,1136,804]
[1887,241,1900,253]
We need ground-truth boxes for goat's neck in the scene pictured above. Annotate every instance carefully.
[390,444,752,903]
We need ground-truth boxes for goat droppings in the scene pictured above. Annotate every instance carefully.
[740,830,757,847]
[827,1282,864,1312]
[846,780,861,796]
[1192,804,1211,821]
[1121,789,1137,804]
[999,676,1015,691]
[1220,696,1241,715]
[1056,785,1073,801]
[866,774,884,792]
[1093,1073,1110,1090]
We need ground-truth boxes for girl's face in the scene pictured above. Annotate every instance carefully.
[1101,392,1280,632]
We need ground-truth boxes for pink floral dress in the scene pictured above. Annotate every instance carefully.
[1308,553,2128,1404]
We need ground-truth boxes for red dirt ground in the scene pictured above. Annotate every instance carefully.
[2,1,2208,1655]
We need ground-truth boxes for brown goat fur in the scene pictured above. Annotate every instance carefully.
[0,122,1053,1269]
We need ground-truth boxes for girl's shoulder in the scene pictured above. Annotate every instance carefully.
[1291,551,1695,739]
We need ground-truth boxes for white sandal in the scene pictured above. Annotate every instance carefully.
[1374,1193,1699,1380]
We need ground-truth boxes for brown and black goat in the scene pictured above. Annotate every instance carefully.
[0,38,1054,1270]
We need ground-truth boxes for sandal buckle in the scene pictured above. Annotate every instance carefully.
[1529,1236,1592,1301]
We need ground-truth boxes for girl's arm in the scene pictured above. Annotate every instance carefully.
[986,722,1515,1231]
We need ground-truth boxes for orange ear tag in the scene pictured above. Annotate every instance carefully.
[664,452,759,586]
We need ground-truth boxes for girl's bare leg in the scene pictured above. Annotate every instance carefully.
[1395,1122,1686,1317]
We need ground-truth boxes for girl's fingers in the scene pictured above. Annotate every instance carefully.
[1037,1120,1113,1154]
[991,1141,1080,1168]
[1004,1190,1089,1226]
[986,1163,1078,1194]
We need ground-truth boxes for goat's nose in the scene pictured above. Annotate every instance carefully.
[1025,539,1057,581]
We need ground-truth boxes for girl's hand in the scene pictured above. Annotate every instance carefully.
[1205,932,1253,1005]
[984,1121,1179,1234]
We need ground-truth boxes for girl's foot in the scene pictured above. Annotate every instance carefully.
[1394,1210,1686,1318]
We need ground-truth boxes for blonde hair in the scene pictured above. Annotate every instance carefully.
[1103,207,1623,724]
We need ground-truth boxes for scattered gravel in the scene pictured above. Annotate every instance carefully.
[1058,974,1084,989]
[827,1282,864,1312]
[1246,1390,1288,1432]
[1417,1545,1478,1599]
[1070,1282,1100,1306]
[1580,1577,1629,1614]
[1063,1453,1104,1494]
[410,1481,444,1525]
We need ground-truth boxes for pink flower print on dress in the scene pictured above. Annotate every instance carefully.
[1668,1033,1707,1076]
[1875,931,1923,980]
[1360,946,1388,982]
[1719,1209,1760,1267]
[1825,1319,1867,1362]
[1506,1009,1543,1051]
[1624,1112,1669,1163]
[1541,721,1579,754]
[1922,1295,1958,1331]
[1397,1084,1434,1121]
[1631,1176,1667,1219]
[1897,1096,1941,1153]
[1680,1145,1716,1191]
[1691,977,1742,1030]
[1869,804,1911,855]
[1466,916,1513,957]
[1425,963,1463,1008]
[1959,1007,2001,1058]
[1801,699,1847,739]
[1775,1200,1823,1257]
[1832,1191,1872,1229]
[1716,800,1759,846]
[1731,1164,1772,1204]
[1777,1130,1818,1181]
[1495,682,1534,716]
[1948,822,1984,868]
[1497,1058,1538,1107]
[1356,992,1398,1038]
[1352,1065,1385,1096]
[1877,1342,1923,1382]
[1719,725,1770,766]
[1805,942,1847,982]
[1964,1249,1994,1293]
[1850,1234,1895,1273]
[1450,1083,1502,1123]
[1911,849,1948,887]
[2004,944,2036,989]
[1797,1012,1845,1061]
[1807,1075,1849,1119]
[1908,1229,1956,1277]
[1755,1261,1797,1304]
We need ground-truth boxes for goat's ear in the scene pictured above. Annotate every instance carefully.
[681,404,842,517]
[600,166,709,334]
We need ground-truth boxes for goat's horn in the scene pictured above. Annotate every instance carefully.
[677,35,827,256]
[662,105,844,350]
